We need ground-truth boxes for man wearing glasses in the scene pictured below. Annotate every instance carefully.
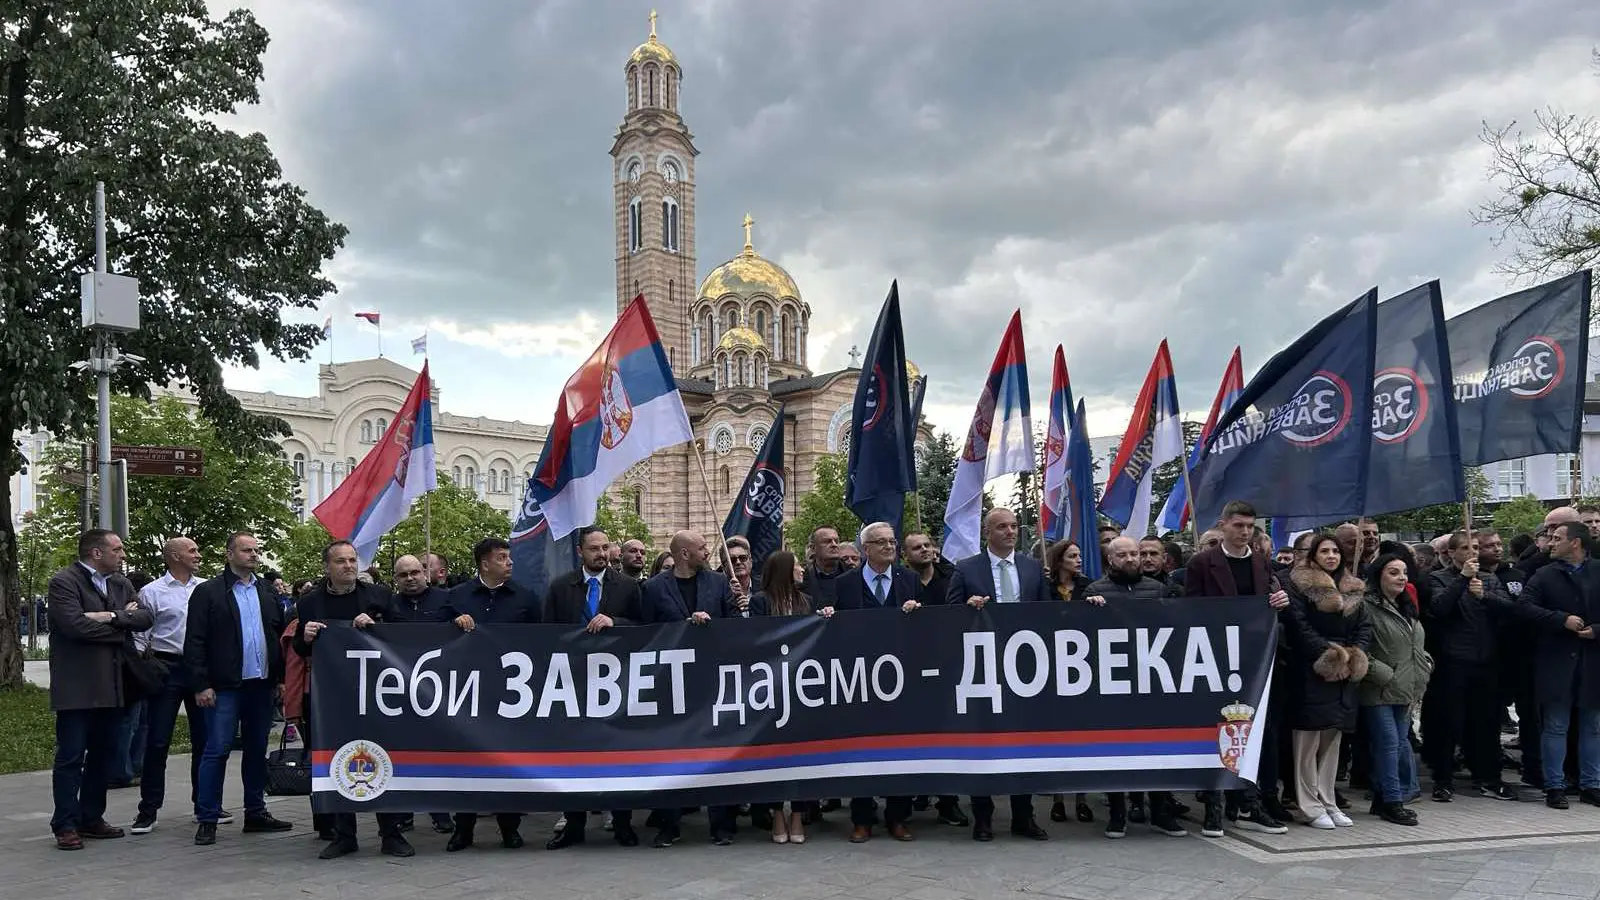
[725,536,754,614]
[826,522,925,842]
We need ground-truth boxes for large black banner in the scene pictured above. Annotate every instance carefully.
[309,600,1277,813]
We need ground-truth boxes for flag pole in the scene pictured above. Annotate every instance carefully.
[377,309,384,358]
[1182,424,1201,542]
[689,439,732,572]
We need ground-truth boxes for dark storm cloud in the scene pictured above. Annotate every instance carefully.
[238,0,1598,429]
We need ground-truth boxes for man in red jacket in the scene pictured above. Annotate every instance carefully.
[1184,500,1291,838]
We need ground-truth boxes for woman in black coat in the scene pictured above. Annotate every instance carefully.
[1282,534,1372,829]
[747,550,824,842]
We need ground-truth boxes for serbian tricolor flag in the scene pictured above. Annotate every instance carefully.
[942,311,1033,561]
[1157,347,1243,533]
[313,363,436,566]
[1066,398,1102,581]
[354,311,380,326]
[530,296,693,539]
[1039,345,1074,543]
[1099,340,1183,538]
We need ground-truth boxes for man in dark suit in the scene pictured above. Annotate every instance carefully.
[830,522,925,843]
[639,530,739,847]
[1183,499,1292,837]
[387,553,456,837]
[185,531,294,847]
[946,508,1052,842]
[47,529,154,851]
[442,536,540,852]
[546,528,644,850]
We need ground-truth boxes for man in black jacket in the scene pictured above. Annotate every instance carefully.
[1517,520,1600,808]
[442,537,539,851]
[1087,537,1186,839]
[387,554,455,836]
[1422,530,1518,802]
[1481,529,1540,788]
[185,532,294,846]
[800,526,846,609]
[293,540,408,859]
[545,529,644,850]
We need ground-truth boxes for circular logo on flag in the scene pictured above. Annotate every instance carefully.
[962,388,997,462]
[1371,367,1428,445]
[330,740,393,802]
[598,363,635,450]
[1280,371,1352,447]
[743,465,785,520]
[860,364,887,431]
[1508,335,1564,399]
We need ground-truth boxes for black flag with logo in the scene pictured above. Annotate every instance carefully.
[846,282,916,534]
[1449,270,1592,467]
[723,407,786,571]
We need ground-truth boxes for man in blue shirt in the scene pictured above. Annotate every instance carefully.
[184,531,293,847]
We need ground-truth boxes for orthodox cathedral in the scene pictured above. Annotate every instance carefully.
[609,13,930,542]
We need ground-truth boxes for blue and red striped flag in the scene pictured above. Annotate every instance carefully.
[529,296,693,539]
[1067,398,1102,581]
[1099,340,1183,537]
[1039,345,1075,543]
[942,311,1034,560]
[1157,347,1243,533]
[313,362,436,566]
[354,311,380,326]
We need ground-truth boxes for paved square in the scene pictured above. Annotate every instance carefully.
[6,755,1600,900]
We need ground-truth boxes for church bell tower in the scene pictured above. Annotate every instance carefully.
[611,10,698,371]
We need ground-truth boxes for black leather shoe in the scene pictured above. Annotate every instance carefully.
[936,805,970,827]
[1011,821,1048,841]
[546,829,585,850]
[194,823,217,846]
[501,829,524,849]
[445,829,475,852]
[1581,788,1600,807]
[381,835,416,857]
[614,827,640,847]
[242,813,293,833]
[1049,800,1067,822]
[1548,789,1570,810]
[971,822,994,842]
[652,828,677,848]
[318,839,358,859]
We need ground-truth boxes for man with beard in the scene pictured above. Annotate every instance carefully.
[1358,519,1381,572]
[619,539,649,581]
[388,554,456,835]
[1334,523,1363,580]
[641,530,739,847]
[1086,537,1186,839]
[1137,536,1179,595]
[1480,529,1539,789]
[903,532,952,609]
[1184,501,1292,837]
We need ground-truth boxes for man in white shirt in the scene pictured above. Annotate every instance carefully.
[129,537,216,835]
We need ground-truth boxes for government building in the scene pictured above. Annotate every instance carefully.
[10,15,932,546]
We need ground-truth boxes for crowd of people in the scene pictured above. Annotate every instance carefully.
[42,498,1600,859]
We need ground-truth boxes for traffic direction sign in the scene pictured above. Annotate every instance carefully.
[91,445,205,478]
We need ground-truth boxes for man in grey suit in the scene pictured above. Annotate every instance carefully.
[48,528,153,851]
[946,508,1053,843]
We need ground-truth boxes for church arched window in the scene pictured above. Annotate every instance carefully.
[666,71,675,109]
[661,198,679,251]
[749,426,768,449]
[754,309,767,341]
[662,159,680,183]
[701,310,715,348]
[719,465,730,495]
[724,307,739,333]
[779,312,792,361]
[723,356,733,388]
[628,198,642,253]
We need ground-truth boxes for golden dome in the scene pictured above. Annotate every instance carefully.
[629,10,677,68]
[698,214,802,301]
[717,326,767,353]
[906,360,922,383]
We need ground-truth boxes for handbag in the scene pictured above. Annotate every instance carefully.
[122,644,170,704]
[266,726,311,796]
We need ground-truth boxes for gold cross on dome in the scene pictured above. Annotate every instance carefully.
[649,9,658,39]
[742,213,755,252]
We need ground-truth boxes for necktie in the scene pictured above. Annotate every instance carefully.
[586,577,601,620]
[874,573,888,605]
[998,559,1016,603]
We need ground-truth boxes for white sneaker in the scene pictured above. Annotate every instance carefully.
[1329,810,1354,827]
[1307,813,1336,830]
[553,816,567,833]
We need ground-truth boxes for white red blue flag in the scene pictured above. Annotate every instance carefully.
[1039,345,1074,543]
[354,311,380,326]
[1099,340,1183,538]
[529,296,693,539]
[1066,398,1102,581]
[1157,347,1243,533]
[942,311,1034,561]
[313,362,437,566]
[321,316,332,339]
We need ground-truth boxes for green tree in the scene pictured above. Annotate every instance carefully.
[786,454,861,554]
[913,431,958,540]
[273,519,333,585]
[29,396,297,575]
[1492,494,1550,539]
[371,474,512,579]
[1375,468,1494,537]
[0,5,346,687]
[1474,51,1600,281]
[595,486,653,547]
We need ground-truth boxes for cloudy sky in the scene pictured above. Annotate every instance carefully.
[215,0,1599,440]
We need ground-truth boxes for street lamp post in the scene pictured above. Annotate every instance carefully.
[74,183,141,532]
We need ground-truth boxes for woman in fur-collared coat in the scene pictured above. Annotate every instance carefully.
[1282,533,1373,830]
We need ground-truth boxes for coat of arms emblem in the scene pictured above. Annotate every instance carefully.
[598,363,634,450]
[330,740,393,801]
[1217,700,1255,774]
